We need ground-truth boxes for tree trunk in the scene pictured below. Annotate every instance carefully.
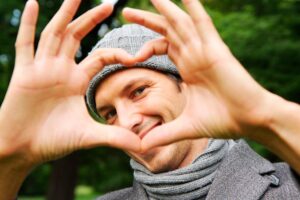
[46,153,78,200]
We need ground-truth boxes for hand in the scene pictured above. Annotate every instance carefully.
[122,0,272,150]
[0,0,141,168]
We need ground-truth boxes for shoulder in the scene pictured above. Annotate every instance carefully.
[95,187,132,200]
[207,140,300,199]
[95,180,148,200]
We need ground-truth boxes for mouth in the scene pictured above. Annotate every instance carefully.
[138,120,162,139]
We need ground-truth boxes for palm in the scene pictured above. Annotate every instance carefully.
[7,61,87,162]
[0,0,140,166]
[123,0,268,150]
[183,86,235,138]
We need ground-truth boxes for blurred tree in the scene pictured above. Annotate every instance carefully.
[177,0,300,103]
[1,0,300,199]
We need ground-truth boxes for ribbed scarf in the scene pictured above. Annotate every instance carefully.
[130,139,235,200]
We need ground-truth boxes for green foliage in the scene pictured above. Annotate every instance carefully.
[1,0,300,197]
[77,147,132,194]
[208,0,300,102]
[19,164,52,195]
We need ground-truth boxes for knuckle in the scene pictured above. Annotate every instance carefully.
[15,39,35,52]
[42,28,64,39]
[66,27,84,41]
[40,29,48,38]
[182,15,192,25]
[158,26,167,36]
[92,48,105,55]
[15,41,29,48]
[90,16,100,27]
[104,132,114,146]
[61,8,75,22]
[195,15,213,26]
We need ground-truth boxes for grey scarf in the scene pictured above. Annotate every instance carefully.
[130,139,235,200]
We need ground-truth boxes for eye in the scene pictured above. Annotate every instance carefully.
[130,86,147,99]
[103,109,117,122]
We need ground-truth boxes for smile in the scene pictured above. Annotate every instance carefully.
[138,121,162,139]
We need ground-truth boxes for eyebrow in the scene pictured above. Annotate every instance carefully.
[120,77,148,96]
[96,77,149,113]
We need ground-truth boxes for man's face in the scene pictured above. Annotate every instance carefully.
[95,68,192,173]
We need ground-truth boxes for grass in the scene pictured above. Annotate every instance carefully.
[19,185,101,200]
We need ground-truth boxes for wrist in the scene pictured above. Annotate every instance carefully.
[0,111,35,170]
[0,156,33,200]
[266,95,300,156]
[0,116,35,199]
[244,92,300,174]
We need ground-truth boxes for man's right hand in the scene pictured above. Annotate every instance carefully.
[0,0,141,172]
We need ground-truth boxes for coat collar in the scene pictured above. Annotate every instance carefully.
[129,140,278,200]
[206,140,276,200]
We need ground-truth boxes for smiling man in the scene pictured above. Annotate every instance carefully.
[86,24,300,200]
[86,25,210,174]
[1,0,300,199]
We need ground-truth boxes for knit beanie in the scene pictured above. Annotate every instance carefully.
[86,24,179,121]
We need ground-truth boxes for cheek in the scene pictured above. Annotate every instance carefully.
[138,92,184,121]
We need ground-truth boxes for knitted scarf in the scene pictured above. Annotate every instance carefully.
[130,139,235,200]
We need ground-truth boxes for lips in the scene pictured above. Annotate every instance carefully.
[138,120,162,139]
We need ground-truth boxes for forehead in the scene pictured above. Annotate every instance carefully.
[97,68,163,90]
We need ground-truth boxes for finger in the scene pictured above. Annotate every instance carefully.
[135,38,180,69]
[141,116,196,151]
[15,0,39,65]
[36,0,81,58]
[123,8,166,35]
[149,0,198,44]
[79,48,137,80]
[135,37,169,61]
[81,122,141,152]
[122,7,182,47]
[183,0,222,43]
[59,3,113,58]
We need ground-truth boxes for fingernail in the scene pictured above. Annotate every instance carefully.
[26,0,37,6]
[123,7,134,13]
[102,0,117,6]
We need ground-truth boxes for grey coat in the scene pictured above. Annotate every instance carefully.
[96,140,300,200]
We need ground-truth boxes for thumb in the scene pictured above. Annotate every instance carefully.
[79,48,138,81]
[141,115,196,151]
[79,120,142,152]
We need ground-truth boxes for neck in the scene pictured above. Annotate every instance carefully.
[178,139,209,169]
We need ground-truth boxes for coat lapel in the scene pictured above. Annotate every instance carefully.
[206,140,276,200]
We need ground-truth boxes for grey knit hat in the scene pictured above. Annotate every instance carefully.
[86,24,179,122]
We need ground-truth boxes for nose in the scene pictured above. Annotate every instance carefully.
[116,105,142,134]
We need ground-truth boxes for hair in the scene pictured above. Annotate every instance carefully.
[166,73,182,92]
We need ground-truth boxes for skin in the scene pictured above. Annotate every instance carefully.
[0,0,300,199]
[122,0,300,173]
[95,68,208,173]
[0,1,143,198]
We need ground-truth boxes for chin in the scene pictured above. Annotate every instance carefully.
[132,143,185,173]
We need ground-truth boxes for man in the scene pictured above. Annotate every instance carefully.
[0,0,299,199]
[86,24,300,200]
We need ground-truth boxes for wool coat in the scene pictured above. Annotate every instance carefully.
[96,140,300,200]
